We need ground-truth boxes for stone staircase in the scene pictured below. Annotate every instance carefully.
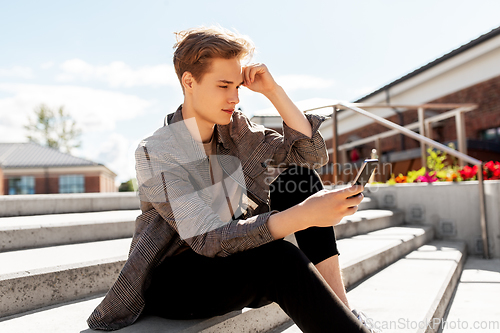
[0,192,498,333]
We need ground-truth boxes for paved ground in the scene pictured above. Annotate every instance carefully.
[443,257,500,333]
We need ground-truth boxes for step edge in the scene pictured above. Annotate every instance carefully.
[342,225,434,289]
[0,256,127,318]
[335,210,404,239]
[0,255,127,281]
[0,222,134,252]
[420,241,467,333]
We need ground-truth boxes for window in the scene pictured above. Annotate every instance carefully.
[59,174,85,193]
[481,127,500,142]
[8,176,35,195]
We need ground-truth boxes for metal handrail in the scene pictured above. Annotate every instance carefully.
[338,103,482,165]
[303,102,489,258]
[336,106,475,151]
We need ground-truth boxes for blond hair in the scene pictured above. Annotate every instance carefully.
[173,26,254,86]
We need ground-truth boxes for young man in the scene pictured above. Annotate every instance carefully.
[87,27,377,333]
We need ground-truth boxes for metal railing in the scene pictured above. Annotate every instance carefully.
[335,104,477,169]
[303,102,489,259]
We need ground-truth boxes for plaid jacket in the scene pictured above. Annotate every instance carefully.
[87,105,330,330]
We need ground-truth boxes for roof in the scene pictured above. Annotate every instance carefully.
[0,142,100,169]
[355,25,500,102]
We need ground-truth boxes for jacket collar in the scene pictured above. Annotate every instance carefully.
[166,105,231,150]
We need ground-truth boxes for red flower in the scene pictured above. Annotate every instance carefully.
[483,161,500,180]
[459,165,478,180]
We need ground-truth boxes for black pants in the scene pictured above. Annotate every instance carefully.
[144,166,368,333]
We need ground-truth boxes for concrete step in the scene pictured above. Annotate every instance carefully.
[335,209,404,239]
[320,194,378,211]
[278,240,467,333]
[0,192,140,217]
[0,238,130,317]
[285,208,404,245]
[442,257,500,333]
[345,240,466,333]
[0,295,289,333]
[0,210,139,251]
[358,196,378,210]
[0,225,433,331]
[337,225,434,288]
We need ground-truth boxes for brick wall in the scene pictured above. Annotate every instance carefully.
[99,174,117,192]
[85,176,100,193]
[86,174,117,193]
[35,176,46,194]
[33,175,60,194]
[426,75,500,162]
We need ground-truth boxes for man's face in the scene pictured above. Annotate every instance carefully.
[190,57,243,127]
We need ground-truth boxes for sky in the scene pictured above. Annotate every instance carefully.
[1,0,500,184]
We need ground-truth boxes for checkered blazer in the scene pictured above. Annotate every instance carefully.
[87,105,330,330]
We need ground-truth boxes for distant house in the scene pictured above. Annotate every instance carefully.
[0,143,117,195]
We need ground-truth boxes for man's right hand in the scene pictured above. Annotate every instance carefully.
[297,186,364,228]
[267,185,364,240]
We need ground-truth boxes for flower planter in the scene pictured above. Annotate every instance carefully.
[365,180,500,258]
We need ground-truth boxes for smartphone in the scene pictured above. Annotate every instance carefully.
[347,159,378,198]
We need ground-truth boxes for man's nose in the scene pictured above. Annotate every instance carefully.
[228,89,239,105]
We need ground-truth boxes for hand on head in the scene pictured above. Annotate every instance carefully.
[241,63,278,95]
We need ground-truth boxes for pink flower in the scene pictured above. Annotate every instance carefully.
[417,172,438,183]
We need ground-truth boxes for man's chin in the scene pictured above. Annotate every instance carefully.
[217,117,232,125]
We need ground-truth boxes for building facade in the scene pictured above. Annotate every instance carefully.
[0,143,116,195]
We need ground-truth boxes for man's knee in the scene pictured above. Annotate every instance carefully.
[270,166,324,211]
[257,240,312,273]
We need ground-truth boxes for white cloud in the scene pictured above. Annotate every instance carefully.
[56,59,179,88]
[351,86,378,100]
[275,74,335,92]
[0,83,153,143]
[41,62,54,69]
[0,66,34,79]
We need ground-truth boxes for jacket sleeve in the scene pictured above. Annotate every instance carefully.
[240,112,330,170]
[272,113,330,168]
[136,143,277,258]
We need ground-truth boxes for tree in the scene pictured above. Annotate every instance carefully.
[119,178,138,192]
[25,104,82,153]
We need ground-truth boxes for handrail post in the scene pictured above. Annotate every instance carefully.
[477,165,490,258]
[456,111,467,167]
[425,121,432,144]
[418,107,427,170]
[375,138,382,182]
[331,106,339,185]
[340,148,348,184]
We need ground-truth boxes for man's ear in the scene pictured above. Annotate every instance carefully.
[181,71,194,92]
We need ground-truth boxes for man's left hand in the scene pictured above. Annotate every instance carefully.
[242,63,279,95]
